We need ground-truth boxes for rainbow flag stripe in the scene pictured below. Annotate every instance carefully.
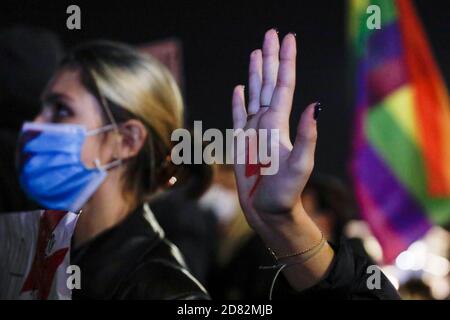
[349,0,450,262]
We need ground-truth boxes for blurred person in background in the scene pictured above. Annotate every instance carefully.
[199,164,252,266]
[200,164,253,294]
[0,25,63,212]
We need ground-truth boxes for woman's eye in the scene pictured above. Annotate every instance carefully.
[53,103,73,121]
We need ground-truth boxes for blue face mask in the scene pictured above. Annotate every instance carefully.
[17,122,122,212]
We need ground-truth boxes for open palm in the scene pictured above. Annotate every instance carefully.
[232,29,320,233]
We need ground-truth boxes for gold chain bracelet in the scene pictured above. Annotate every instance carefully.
[268,231,325,261]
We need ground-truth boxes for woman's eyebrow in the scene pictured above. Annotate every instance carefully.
[41,92,73,104]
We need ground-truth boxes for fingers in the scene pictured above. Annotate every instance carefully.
[270,33,297,117]
[247,49,263,115]
[289,103,318,175]
[235,30,297,130]
[260,29,280,106]
[232,85,247,129]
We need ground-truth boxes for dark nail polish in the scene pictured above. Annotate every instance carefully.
[314,102,323,120]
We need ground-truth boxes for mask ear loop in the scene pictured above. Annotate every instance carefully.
[98,93,123,170]
[88,70,123,170]
[94,158,122,171]
[86,124,116,136]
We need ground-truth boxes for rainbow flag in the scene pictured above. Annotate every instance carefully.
[349,0,450,263]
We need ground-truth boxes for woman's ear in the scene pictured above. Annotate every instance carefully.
[117,119,148,160]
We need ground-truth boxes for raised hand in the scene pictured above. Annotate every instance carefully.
[232,29,333,291]
[232,29,319,237]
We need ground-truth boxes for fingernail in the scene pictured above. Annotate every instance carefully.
[289,31,297,37]
[272,27,279,34]
[313,102,323,120]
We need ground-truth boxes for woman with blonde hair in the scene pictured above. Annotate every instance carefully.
[15,40,208,299]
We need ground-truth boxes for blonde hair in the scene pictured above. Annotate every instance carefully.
[60,41,184,204]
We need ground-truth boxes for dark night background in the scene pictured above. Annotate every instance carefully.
[1,0,449,184]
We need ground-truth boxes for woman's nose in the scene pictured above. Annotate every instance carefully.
[32,112,48,124]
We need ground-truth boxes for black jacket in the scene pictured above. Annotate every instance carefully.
[70,202,399,300]
[273,237,401,299]
[210,234,400,300]
[70,203,210,300]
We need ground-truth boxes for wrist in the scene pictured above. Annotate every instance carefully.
[252,201,336,293]
[258,202,324,259]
